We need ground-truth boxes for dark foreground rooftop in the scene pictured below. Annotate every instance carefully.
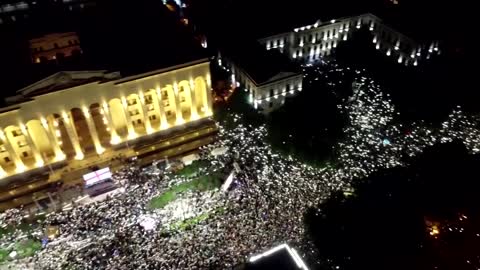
[237,244,310,270]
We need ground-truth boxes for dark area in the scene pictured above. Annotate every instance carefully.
[305,141,480,270]
[333,26,476,123]
[0,0,207,101]
[224,42,300,85]
[267,67,346,167]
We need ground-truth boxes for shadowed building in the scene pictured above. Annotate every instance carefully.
[29,32,82,64]
[0,58,213,188]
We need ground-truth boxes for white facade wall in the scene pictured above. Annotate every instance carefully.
[219,56,303,113]
[254,75,303,113]
[259,13,440,67]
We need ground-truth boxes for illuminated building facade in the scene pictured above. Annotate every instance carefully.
[258,13,440,66]
[232,65,303,114]
[218,47,303,114]
[30,32,82,64]
[0,59,213,180]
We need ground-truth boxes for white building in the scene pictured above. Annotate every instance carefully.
[218,49,303,114]
[258,13,440,66]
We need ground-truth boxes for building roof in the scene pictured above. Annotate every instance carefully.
[226,42,300,86]
[239,244,310,270]
[15,70,120,97]
[4,58,209,106]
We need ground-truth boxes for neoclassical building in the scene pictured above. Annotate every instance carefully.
[217,46,303,113]
[0,59,213,180]
[258,13,440,66]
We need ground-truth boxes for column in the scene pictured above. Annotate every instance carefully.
[42,118,66,161]
[0,129,26,173]
[155,87,168,129]
[189,80,199,120]
[20,124,44,167]
[83,108,105,154]
[121,97,136,139]
[172,83,184,125]
[138,91,154,134]
[62,112,84,160]
[102,103,121,145]
[0,165,6,178]
[205,74,213,116]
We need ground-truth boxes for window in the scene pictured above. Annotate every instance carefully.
[270,89,274,97]
[269,102,273,108]
[137,119,142,124]
[327,30,330,37]
[167,111,172,116]
[333,29,336,36]
[12,130,21,137]
[128,99,137,105]
[286,84,290,91]
[309,34,313,42]
[145,95,153,103]
[4,157,10,163]
[22,151,28,157]
[149,115,157,121]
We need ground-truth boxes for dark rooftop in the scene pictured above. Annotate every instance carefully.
[225,42,300,86]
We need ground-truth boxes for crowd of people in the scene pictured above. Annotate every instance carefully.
[0,64,479,270]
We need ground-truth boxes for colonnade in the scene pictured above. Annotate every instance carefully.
[0,76,212,178]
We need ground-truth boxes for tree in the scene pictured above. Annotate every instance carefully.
[267,65,345,166]
[305,142,480,270]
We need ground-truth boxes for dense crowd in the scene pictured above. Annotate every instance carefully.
[1,64,479,270]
